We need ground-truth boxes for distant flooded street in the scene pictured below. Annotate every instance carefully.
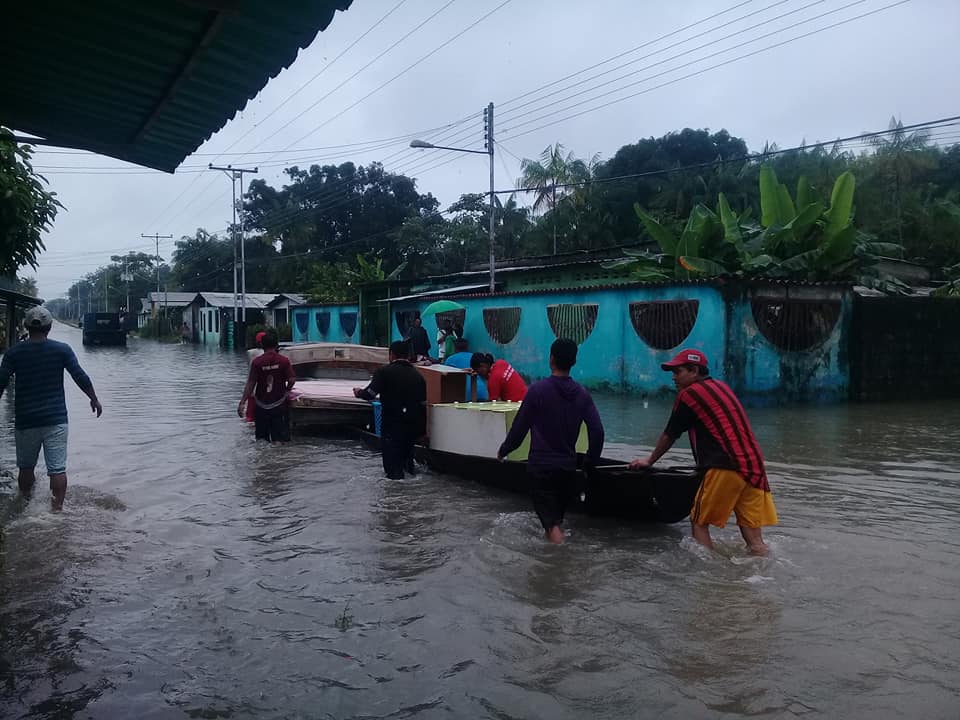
[1,323,958,719]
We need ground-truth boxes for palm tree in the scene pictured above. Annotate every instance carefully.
[868,117,935,249]
[517,144,594,254]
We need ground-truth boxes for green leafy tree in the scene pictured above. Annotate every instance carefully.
[518,144,594,254]
[0,129,63,276]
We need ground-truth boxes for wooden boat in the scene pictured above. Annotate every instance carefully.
[418,445,701,523]
[259,342,386,430]
[356,431,700,523]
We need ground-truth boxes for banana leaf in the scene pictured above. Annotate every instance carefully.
[824,171,856,240]
[777,248,821,274]
[677,256,728,276]
[796,176,816,209]
[677,204,717,259]
[717,193,743,248]
[760,166,794,228]
[635,204,679,256]
[783,201,825,250]
[817,223,856,268]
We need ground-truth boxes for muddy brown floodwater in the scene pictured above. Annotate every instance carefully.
[1,323,958,719]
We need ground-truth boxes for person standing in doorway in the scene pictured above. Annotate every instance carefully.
[237,330,295,442]
[629,349,778,555]
[180,321,191,344]
[353,340,426,479]
[0,306,103,510]
[497,339,604,544]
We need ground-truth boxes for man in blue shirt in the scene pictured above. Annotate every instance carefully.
[0,306,102,510]
[444,338,488,401]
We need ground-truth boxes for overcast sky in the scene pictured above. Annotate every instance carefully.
[28,0,960,298]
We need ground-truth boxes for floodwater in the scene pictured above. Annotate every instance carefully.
[0,323,957,720]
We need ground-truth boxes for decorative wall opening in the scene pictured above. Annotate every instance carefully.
[340,312,358,338]
[433,309,466,331]
[315,311,331,336]
[294,311,308,336]
[629,299,700,349]
[395,310,419,338]
[546,303,598,344]
[483,307,522,345]
[751,299,841,351]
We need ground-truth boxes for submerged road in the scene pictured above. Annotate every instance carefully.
[1,323,958,719]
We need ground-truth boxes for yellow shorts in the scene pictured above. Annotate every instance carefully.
[690,469,778,529]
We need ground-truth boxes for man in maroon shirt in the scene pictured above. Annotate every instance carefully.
[237,330,295,442]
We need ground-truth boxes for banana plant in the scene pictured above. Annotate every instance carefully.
[608,165,908,290]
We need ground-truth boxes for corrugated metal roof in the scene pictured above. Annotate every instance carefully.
[197,292,282,309]
[147,291,197,304]
[385,278,853,303]
[379,284,491,303]
[0,289,44,307]
[2,1,352,171]
[266,293,307,307]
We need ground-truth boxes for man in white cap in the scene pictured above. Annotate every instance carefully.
[0,306,102,510]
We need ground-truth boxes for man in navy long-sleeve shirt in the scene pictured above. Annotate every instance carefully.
[497,338,604,544]
[0,306,102,510]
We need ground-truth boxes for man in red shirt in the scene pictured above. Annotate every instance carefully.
[237,330,295,442]
[470,353,527,402]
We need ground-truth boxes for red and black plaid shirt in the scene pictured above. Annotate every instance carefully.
[664,378,769,491]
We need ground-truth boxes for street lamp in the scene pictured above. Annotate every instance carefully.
[410,102,496,293]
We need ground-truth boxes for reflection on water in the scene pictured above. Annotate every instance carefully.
[0,324,958,719]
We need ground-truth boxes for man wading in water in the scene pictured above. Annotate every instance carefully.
[353,340,426,480]
[629,349,778,555]
[497,339,604,544]
[0,306,103,510]
[237,330,295,442]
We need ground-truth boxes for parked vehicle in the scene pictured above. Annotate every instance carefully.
[82,312,127,346]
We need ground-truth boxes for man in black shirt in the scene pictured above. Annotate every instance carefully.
[405,316,431,361]
[354,340,427,479]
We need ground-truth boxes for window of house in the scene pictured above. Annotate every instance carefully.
[629,300,700,350]
[482,307,522,345]
[546,304,598,345]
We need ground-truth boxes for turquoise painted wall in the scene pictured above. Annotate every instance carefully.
[390,285,728,396]
[725,290,850,404]
[388,283,850,403]
[291,304,360,343]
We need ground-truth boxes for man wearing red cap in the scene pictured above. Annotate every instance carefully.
[630,348,777,555]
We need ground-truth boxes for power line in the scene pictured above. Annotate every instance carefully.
[498,0,754,109]
[495,114,960,195]
[498,0,800,120]
[500,0,914,143]
[499,0,870,133]
[275,0,513,156]
[255,0,464,159]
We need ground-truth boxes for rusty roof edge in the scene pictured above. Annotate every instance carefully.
[382,278,855,303]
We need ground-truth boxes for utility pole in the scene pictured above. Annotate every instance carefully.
[484,102,496,294]
[102,272,107,312]
[209,164,257,325]
[142,232,172,338]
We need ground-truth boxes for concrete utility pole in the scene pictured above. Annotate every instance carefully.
[411,103,496,293]
[484,102,496,294]
[209,164,257,323]
[142,232,172,337]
